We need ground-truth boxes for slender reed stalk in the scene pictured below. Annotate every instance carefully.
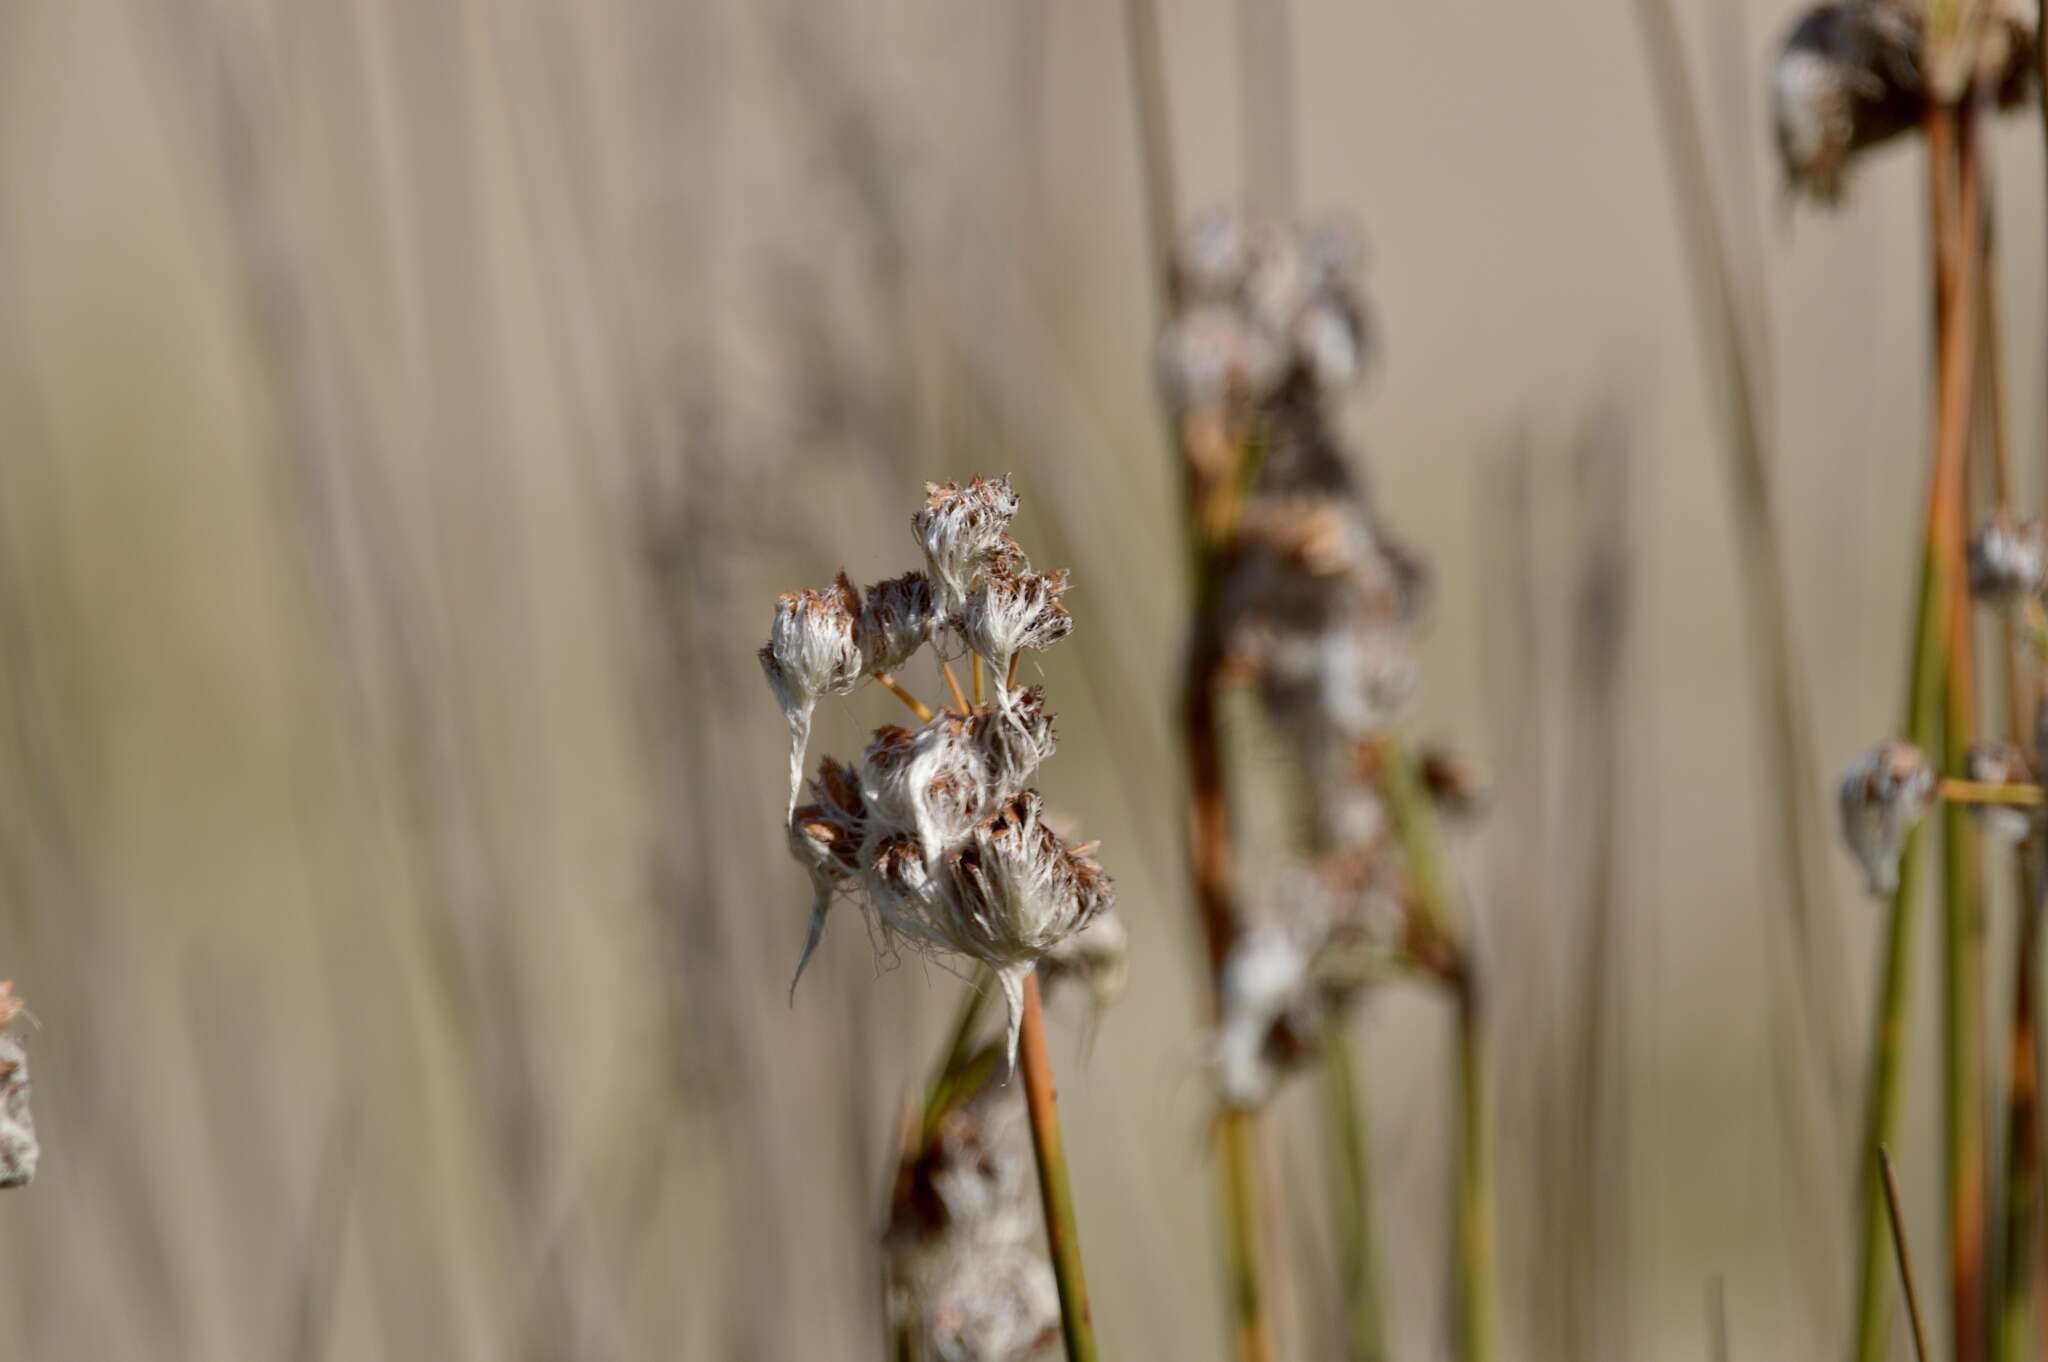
[1930,99,1988,1362]
[1120,5,1273,1358]
[1628,0,1840,1088]
[1973,178,2045,1362]
[1885,1146,1937,1362]
[1375,734,1496,1362]
[1846,83,1988,1362]
[1320,1020,1387,1362]
[1017,973,1099,1362]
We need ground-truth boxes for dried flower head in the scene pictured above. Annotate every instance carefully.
[915,477,1022,614]
[1214,907,1322,1110]
[859,571,943,675]
[1773,1,2038,202]
[1839,740,1937,896]
[760,575,864,814]
[0,983,35,1189]
[942,793,1114,1061]
[961,566,1073,687]
[1969,512,2046,605]
[1160,211,1374,416]
[767,480,1113,1065]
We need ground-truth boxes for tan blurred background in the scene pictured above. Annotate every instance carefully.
[0,0,2042,1357]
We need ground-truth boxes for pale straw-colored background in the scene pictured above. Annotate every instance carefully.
[0,0,2041,1357]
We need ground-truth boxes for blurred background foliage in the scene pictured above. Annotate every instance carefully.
[0,0,2043,1357]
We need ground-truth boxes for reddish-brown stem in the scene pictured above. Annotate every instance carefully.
[1017,973,1100,1362]
[1929,96,1987,1362]
[940,660,971,714]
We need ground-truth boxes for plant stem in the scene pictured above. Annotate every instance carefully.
[1974,152,2044,1362]
[1931,97,1988,1362]
[1017,972,1100,1362]
[1942,780,2047,808]
[940,660,971,714]
[1320,1020,1387,1362]
[1119,2,1275,1356]
[1374,734,1495,1362]
[1885,1145,1937,1362]
[875,672,936,723]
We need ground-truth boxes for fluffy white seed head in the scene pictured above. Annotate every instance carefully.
[859,571,943,675]
[1839,740,1937,896]
[1215,913,1318,1109]
[1969,513,2046,606]
[960,567,1072,688]
[916,477,1022,614]
[760,575,864,815]
[923,1249,1061,1362]
[0,984,34,1189]
[970,688,1058,804]
[1772,43,1855,198]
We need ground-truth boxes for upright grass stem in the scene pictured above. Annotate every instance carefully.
[1977,203,2043,1362]
[1375,734,1496,1362]
[1017,973,1100,1362]
[1848,90,1986,1362]
[1930,99,1988,1362]
[1120,4,1274,1358]
[1320,1021,1387,1362]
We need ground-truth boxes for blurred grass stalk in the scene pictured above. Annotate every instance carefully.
[1120,2,1276,1358]
[1375,735,1496,1362]
[1930,97,1988,1362]
[1319,1020,1386,1362]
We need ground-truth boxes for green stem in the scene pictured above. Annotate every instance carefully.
[1320,1022,1387,1362]
[1850,509,1950,1362]
[1216,1107,1269,1362]
[1017,972,1100,1362]
[1375,735,1493,1362]
[1456,982,1496,1362]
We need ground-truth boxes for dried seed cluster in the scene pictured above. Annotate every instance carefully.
[0,982,35,1189]
[763,478,1115,1064]
[1164,213,1479,1108]
[884,1078,1060,1361]
[1838,740,1938,896]
[1772,0,2036,203]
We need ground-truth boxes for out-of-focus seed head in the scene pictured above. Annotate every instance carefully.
[915,477,1022,614]
[1039,903,1130,1014]
[0,983,34,1189]
[1177,206,1253,302]
[923,1249,1062,1362]
[1966,739,2037,844]
[1968,512,2046,605]
[1162,212,1375,413]
[858,571,943,675]
[1838,740,1937,896]
[1214,910,1320,1109]
[1418,744,1491,819]
[1772,2,1925,203]
[760,574,864,815]
[960,566,1073,690]
[1158,305,1287,415]
[886,1075,1035,1257]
